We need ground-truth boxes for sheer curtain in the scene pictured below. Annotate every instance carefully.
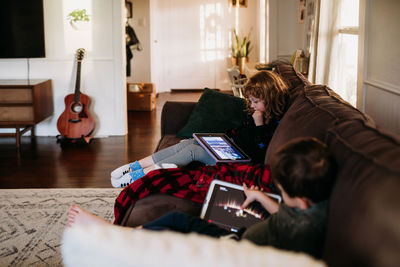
[313,0,359,106]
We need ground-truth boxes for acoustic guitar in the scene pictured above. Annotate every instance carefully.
[57,48,95,142]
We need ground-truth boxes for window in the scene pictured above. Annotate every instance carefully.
[315,0,360,106]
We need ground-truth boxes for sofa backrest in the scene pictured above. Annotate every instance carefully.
[266,63,376,164]
[268,64,400,267]
[324,119,400,267]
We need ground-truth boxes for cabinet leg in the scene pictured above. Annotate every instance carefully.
[31,126,35,139]
[15,127,21,148]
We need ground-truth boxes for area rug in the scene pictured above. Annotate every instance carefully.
[0,188,122,267]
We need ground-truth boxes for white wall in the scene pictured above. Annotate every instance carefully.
[0,0,126,137]
[235,1,260,64]
[268,0,306,62]
[359,0,400,135]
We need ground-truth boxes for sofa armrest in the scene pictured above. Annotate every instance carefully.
[62,224,326,267]
[161,101,197,136]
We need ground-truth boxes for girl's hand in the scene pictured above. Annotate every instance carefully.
[252,111,264,126]
[241,183,264,209]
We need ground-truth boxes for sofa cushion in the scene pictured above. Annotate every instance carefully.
[274,62,311,91]
[161,101,197,136]
[156,134,185,151]
[177,88,248,138]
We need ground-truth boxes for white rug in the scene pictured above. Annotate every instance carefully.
[0,188,122,267]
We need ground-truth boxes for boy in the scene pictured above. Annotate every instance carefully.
[68,137,336,259]
[240,136,337,258]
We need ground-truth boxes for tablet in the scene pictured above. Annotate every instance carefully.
[200,180,282,233]
[193,133,251,163]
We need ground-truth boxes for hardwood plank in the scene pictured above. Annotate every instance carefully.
[0,92,202,189]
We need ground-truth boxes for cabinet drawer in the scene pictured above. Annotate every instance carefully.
[127,93,156,111]
[0,107,34,121]
[0,89,32,103]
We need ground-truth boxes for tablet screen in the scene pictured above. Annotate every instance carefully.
[203,183,278,233]
[201,136,244,160]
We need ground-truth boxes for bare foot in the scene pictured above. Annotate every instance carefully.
[67,204,111,228]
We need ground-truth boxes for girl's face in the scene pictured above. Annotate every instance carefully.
[248,96,266,113]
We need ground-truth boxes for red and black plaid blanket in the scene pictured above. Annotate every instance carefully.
[113,163,275,225]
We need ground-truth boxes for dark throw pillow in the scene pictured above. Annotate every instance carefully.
[177,88,248,138]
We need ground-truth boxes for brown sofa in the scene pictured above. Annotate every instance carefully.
[120,64,400,267]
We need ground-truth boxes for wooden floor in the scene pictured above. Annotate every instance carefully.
[0,92,202,189]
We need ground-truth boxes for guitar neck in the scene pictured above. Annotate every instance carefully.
[73,61,82,102]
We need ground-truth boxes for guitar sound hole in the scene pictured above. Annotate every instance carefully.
[71,102,83,113]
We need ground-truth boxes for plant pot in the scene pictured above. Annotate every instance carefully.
[231,57,238,66]
[69,21,89,31]
[238,57,247,75]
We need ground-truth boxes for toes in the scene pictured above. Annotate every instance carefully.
[73,205,85,214]
[67,214,75,227]
[67,204,82,227]
[69,204,78,212]
[69,205,79,216]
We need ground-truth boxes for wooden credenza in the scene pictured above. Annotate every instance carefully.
[0,79,53,148]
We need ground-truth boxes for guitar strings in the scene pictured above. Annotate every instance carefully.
[26,58,30,83]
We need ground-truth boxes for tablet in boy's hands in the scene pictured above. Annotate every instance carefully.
[193,133,251,163]
[200,180,282,233]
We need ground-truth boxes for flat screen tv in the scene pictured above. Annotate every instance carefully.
[0,0,46,58]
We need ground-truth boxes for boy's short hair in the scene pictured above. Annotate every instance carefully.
[270,137,337,203]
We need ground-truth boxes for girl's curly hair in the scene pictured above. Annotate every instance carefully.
[242,71,289,123]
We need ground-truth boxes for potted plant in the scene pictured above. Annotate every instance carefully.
[67,9,90,30]
[231,28,252,73]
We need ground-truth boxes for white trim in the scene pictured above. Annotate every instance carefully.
[112,0,127,135]
[357,0,368,112]
[268,0,278,61]
[0,58,116,62]
[309,0,320,84]
[364,79,400,97]
[265,0,269,62]
[0,57,117,62]
[259,0,266,63]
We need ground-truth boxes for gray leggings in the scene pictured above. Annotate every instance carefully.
[151,139,216,167]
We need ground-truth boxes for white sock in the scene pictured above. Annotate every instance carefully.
[153,163,178,170]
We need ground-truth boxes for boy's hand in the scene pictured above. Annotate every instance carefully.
[241,183,264,209]
[252,111,264,126]
[241,183,280,214]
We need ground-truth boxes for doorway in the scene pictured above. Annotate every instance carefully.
[127,0,259,93]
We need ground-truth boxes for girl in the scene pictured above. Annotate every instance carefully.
[111,71,289,188]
